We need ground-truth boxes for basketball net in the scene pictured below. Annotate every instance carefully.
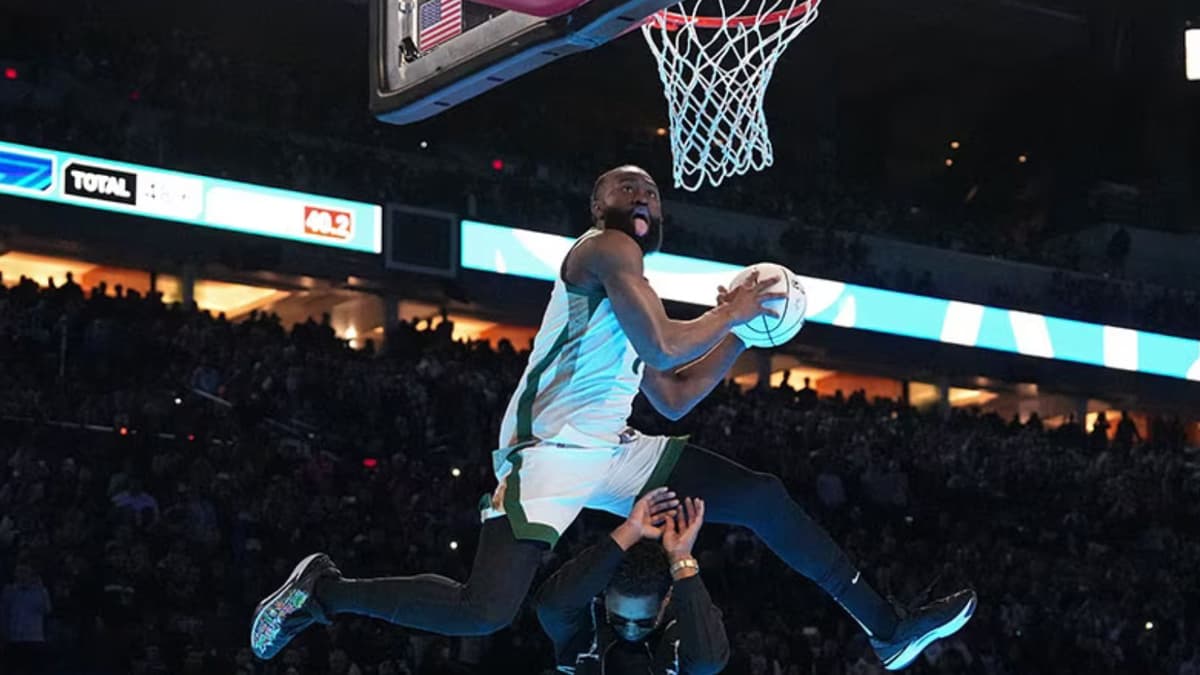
[641,0,820,191]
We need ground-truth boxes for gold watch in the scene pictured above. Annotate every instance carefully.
[669,558,699,576]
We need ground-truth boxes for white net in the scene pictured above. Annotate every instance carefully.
[641,0,820,191]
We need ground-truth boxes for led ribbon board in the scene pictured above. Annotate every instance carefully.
[0,140,382,253]
[461,220,1200,382]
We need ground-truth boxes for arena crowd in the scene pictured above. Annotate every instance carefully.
[1,278,1198,674]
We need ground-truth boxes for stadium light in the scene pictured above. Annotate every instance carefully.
[451,467,462,477]
[449,541,459,550]
[1188,29,1200,81]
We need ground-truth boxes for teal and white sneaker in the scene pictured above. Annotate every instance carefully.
[250,553,340,660]
[870,589,977,671]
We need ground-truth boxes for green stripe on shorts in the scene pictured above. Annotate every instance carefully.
[501,451,562,547]
[637,435,689,498]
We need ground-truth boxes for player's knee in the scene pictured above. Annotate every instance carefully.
[472,595,521,634]
[750,471,789,506]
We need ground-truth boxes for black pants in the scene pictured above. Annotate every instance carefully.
[319,444,893,637]
[319,515,549,634]
[665,443,867,603]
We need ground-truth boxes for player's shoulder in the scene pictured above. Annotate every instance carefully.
[573,228,643,274]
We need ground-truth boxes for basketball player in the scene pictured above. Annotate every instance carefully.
[251,166,975,671]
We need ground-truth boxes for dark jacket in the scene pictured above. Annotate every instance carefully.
[534,537,730,675]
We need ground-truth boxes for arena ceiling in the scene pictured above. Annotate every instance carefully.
[11,0,1101,100]
[6,0,1159,184]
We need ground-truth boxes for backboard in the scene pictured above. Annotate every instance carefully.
[369,0,678,124]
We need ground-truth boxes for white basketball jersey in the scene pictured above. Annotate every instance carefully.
[497,228,644,456]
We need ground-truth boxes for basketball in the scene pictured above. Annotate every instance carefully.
[728,263,807,349]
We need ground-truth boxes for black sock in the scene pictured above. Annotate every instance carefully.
[822,556,898,641]
[314,576,361,617]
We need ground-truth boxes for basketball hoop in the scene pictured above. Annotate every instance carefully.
[641,0,820,191]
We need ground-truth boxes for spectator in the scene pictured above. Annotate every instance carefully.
[330,647,365,675]
[1114,411,1141,450]
[110,476,160,528]
[1,562,53,675]
[1106,226,1132,274]
[535,493,728,675]
[1090,412,1110,453]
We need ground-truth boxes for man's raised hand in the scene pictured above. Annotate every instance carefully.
[611,487,680,550]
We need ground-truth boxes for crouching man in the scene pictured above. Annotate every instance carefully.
[535,489,729,674]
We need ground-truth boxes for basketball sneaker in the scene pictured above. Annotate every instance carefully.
[870,589,977,671]
[250,553,341,660]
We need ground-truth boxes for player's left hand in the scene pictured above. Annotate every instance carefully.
[717,271,784,325]
[716,285,730,305]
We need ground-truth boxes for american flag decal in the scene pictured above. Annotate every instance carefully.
[417,0,463,52]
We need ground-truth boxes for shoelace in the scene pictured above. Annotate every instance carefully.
[882,572,947,628]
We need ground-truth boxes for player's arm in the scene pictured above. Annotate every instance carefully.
[576,230,777,372]
[640,334,745,420]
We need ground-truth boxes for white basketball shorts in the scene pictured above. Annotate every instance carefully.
[478,430,688,547]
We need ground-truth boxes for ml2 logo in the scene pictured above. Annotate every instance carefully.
[63,162,137,205]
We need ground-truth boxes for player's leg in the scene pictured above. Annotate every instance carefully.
[662,442,901,639]
[251,516,546,659]
[661,443,976,671]
[315,515,547,631]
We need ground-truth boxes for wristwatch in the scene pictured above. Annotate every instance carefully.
[670,557,699,576]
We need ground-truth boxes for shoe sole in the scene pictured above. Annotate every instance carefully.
[250,552,325,660]
[884,593,977,671]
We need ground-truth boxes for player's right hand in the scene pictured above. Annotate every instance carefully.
[718,270,786,326]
